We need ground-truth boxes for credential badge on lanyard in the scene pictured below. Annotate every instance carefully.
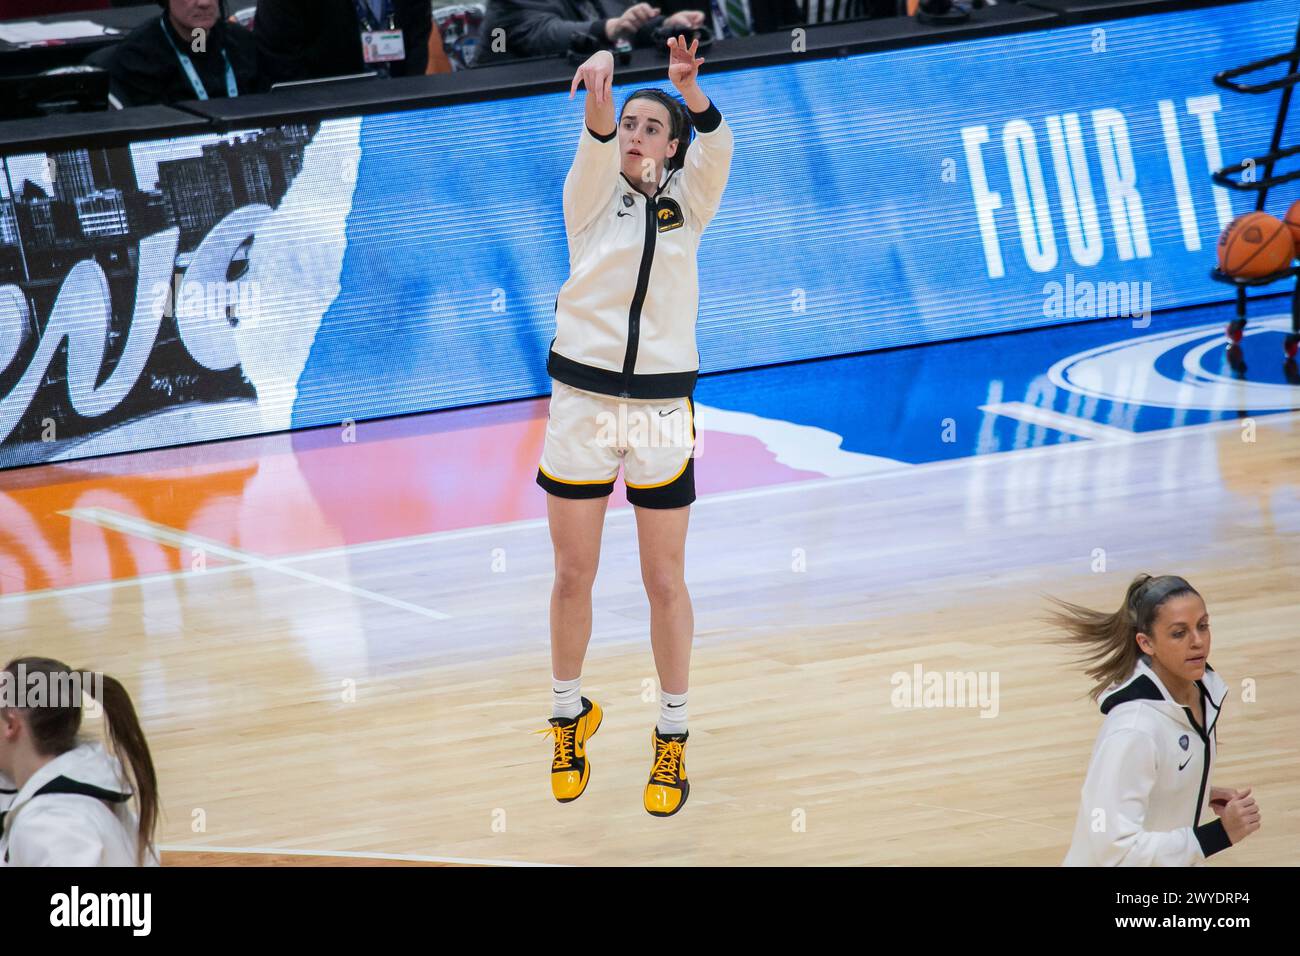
[356,0,405,63]
[159,16,238,101]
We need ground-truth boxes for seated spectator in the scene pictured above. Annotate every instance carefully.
[677,0,752,36]
[476,0,704,64]
[254,0,432,87]
[794,0,873,24]
[705,0,877,36]
[108,0,258,106]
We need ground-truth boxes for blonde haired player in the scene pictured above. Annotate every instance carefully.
[1053,574,1261,865]
[535,35,733,816]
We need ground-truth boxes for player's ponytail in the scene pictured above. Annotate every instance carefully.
[2,657,158,866]
[1048,573,1201,700]
[87,671,158,865]
[621,88,694,171]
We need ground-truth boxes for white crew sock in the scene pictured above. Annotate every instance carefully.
[657,689,688,736]
[552,675,582,719]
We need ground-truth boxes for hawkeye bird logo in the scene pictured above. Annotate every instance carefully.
[655,199,684,233]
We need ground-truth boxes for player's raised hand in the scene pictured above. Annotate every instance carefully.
[570,49,614,105]
[667,34,704,89]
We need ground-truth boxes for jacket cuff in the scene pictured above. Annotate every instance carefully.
[587,19,607,42]
[688,100,722,134]
[1194,820,1232,858]
[586,125,617,143]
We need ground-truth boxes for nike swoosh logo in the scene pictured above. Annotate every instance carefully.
[616,211,630,217]
[1179,756,1192,771]
[666,702,684,707]
[658,407,680,417]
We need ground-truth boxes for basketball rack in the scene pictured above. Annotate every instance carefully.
[1210,13,1300,363]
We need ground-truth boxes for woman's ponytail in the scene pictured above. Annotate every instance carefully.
[1049,573,1200,701]
[85,672,158,866]
[3,658,158,866]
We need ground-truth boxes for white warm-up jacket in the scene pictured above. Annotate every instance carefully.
[548,98,734,400]
[0,741,158,867]
[1063,656,1232,866]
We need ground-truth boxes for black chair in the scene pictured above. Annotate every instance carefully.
[82,44,118,71]
[0,69,111,119]
[81,42,123,108]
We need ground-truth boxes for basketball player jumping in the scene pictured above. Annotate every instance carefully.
[534,35,734,816]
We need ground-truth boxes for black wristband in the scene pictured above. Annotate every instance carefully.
[586,125,617,143]
[688,99,722,134]
[1194,819,1232,858]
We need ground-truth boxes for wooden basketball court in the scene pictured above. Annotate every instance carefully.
[2,394,1296,866]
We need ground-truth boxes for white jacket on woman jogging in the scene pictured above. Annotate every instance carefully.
[548,99,734,400]
[0,741,158,867]
[1063,655,1231,866]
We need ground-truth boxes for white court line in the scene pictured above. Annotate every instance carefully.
[5,409,1297,605]
[290,512,559,563]
[0,561,251,605]
[159,843,564,867]
[979,401,1138,442]
[58,507,452,620]
[275,406,1300,562]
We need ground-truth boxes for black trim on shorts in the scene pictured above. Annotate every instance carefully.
[547,347,697,400]
[626,456,695,509]
[536,467,615,499]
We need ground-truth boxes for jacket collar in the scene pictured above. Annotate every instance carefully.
[0,741,132,836]
[620,165,677,201]
[1099,655,1227,735]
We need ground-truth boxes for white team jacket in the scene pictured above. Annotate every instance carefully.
[1063,656,1231,866]
[0,741,159,867]
[548,99,735,400]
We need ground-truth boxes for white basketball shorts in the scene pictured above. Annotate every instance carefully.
[536,378,696,509]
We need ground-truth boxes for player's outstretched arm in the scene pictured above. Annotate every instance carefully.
[564,50,619,236]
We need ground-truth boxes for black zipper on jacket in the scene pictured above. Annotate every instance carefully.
[618,169,676,398]
[1186,682,1212,829]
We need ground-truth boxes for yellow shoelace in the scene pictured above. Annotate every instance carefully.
[651,739,685,785]
[535,722,576,770]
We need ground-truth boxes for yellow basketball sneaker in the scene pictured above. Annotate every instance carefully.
[535,697,602,802]
[644,727,689,817]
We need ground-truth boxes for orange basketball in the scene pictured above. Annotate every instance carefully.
[1218,211,1294,279]
[1284,199,1300,248]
